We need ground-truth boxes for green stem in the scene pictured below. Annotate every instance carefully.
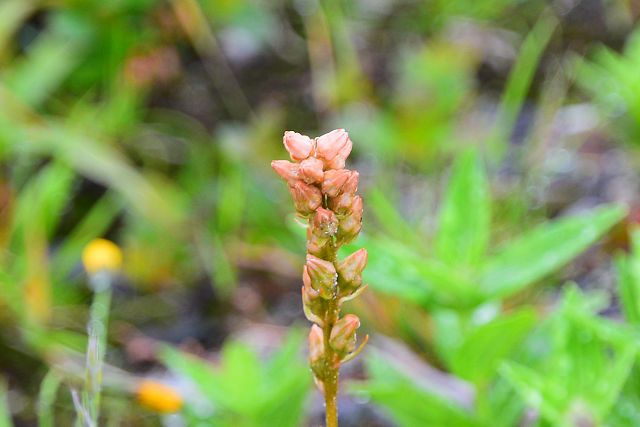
[322,229,340,427]
[83,274,112,426]
[322,298,340,427]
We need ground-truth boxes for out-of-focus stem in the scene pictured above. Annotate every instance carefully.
[83,273,112,425]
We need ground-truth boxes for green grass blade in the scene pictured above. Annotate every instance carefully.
[38,370,61,427]
[490,13,558,159]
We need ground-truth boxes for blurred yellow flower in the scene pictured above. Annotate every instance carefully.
[82,238,123,274]
[136,380,183,413]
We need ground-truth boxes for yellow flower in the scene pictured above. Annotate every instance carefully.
[136,380,183,413]
[82,239,123,274]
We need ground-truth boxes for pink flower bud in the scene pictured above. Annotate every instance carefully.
[306,255,337,298]
[330,314,360,354]
[315,129,352,166]
[342,171,359,194]
[271,160,299,184]
[307,227,330,258]
[350,195,363,222]
[308,324,325,365]
[289,181,322,215]
[326,140,353,169]
[328,192,354,214]
[312,208,338,237]
[298,157,324,184]
[302,279,325,325]
[338,248,368,286]
[283,131,314,161]
[322,169,351,197]
[337,215,362,246]
[302,265,320,301]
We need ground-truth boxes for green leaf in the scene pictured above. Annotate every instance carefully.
[500,288,639,426]
[368,188,424,247]
[480,204,625,299]
[500,362,567,426]
[616,228,640,324]
[360,236,479,308]
[354,351,481,427]
[489,13,558,159]
[217,343,263,414]
[38,370,61,427]
[10,162,75,240]
[3,29,87,107]
[435,149,490,270]
[161,333,310,427]
[607,366,640,426]
[160,346,224,406]
[615,254,639,324]
[259,331,310,427]
[448,308,537,385]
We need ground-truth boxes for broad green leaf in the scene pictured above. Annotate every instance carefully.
[260,331,310,427]
[162,344,262,415]
[162,333,310,427]
[485,376,528,427]
[360,236,480,308]
[500,362,567,426]
[480,204,625,299]
[435,148,490,270]
[577,29,640,129]
[160,346,224,406]
[354,351,481,427]
[501,288,638,426]
[217,343,263,414]
[448,308,537,385]
[368,188,424,248]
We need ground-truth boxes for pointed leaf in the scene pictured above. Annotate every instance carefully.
[353,351,481,427]
[359,236,479,308]
[448,308,537,385]
[480,205,625,299]
[435,149,490,269]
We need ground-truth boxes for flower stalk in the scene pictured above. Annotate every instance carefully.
[79,239,123,426]
[272,129,367,427]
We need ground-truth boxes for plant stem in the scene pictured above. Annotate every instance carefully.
[323,299,339,427]
[83,273,112,426]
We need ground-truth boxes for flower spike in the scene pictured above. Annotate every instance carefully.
[272,129,366,427]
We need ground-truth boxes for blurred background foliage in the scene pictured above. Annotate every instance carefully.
[2,0,640,425]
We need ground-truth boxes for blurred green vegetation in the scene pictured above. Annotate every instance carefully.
[1,0,640,425]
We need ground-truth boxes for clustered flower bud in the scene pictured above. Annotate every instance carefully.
[272,129,368,391]
[329,314,360,356]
